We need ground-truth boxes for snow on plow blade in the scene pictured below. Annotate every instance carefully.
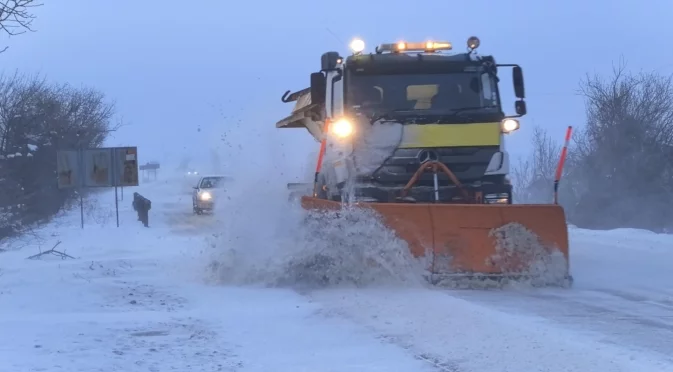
[301,196,571,287]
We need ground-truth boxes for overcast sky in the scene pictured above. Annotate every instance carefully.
[2,0,672,181]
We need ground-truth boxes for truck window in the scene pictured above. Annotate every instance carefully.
[406,85,438,109]
[481,73,497,104]
[347,72,497,113]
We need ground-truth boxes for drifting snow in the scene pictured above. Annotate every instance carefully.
[202,179,427,289]
[488,222,570,287]
[0,175,436,372]
[202,174,573,291]
[2,171,673,371]
[351,119,404,175]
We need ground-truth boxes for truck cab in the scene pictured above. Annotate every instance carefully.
[277,37,527,204]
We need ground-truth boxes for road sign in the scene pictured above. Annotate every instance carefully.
[56,145,141,229]
[83,148,114,187]
[139,162,160,171]
[115,147,139,187]
[57,146,140,188]
[56,150,80,189]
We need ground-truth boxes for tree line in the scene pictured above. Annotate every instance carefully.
[0,2,120,241]
[514,62,673,232]
[0,73,118,240]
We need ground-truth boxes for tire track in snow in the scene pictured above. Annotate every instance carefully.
[308,287,673,372]
[315,305,466,372]
[449,287,673,364]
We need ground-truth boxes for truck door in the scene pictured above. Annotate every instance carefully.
[331,72,344,118]
[325,70,343,119]
[325,71,334,119]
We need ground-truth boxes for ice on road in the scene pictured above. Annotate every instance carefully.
[1,174,672,372]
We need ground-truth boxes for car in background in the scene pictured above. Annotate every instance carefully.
[192,175,232,214]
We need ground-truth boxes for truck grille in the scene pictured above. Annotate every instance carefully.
[370,146,499,186]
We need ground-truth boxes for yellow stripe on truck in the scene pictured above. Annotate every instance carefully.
[399,122,501,148]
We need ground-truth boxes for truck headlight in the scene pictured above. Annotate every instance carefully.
[199,192,212,201]
[330,118,354,138]
[501,119,520,133]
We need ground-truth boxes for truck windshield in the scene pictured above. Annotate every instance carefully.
[346,71,499,116]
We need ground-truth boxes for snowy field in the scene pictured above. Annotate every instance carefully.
[1,173,672,372]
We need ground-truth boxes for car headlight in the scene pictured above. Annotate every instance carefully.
[330,118,354,138]
[501,119,520,133]
[199,192,212,201]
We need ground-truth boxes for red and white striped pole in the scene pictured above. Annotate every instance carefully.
[554,126,573,205]
[313,120,330,197]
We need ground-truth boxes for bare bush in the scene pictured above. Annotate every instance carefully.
[512,125,562,204]
[82,197,114,226]
[0,0,42,53]
[517,62,673,231]
[567,63,673,231]
[0,72,118,242]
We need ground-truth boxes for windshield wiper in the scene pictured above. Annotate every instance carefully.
[369,109,415,124]
[368,106,497,124]
[447,106,497,115]
[435,106,497,121]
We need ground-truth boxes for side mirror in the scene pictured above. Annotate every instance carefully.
[515,100,527,116]
[310,72,326,105]
[513,66,525,99]
[193,186,198,190]
[321,51,341,71]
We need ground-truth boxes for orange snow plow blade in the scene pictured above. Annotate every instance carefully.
[301,196,571,286]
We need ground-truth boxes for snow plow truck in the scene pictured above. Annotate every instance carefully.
[277,37,572,287]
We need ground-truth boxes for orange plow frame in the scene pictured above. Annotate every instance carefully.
[301,197,569,280]
[300,151,572,286]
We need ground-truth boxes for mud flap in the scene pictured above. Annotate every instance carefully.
[300,197,570,285]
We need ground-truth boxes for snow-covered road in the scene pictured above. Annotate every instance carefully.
[1,174,672,372]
